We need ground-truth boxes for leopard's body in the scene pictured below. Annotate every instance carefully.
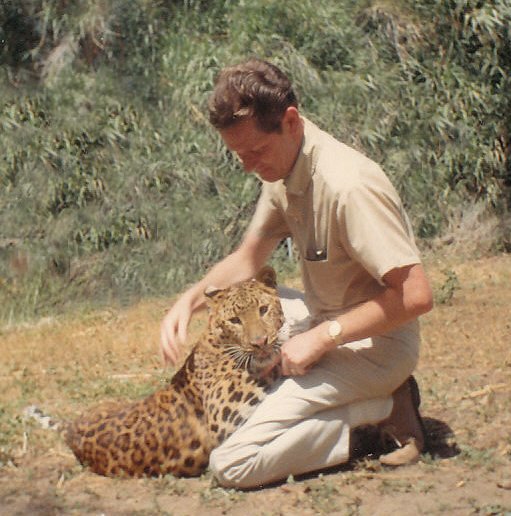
[65,267,285,478]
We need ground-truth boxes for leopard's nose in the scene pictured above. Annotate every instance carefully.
[251,336,268,348]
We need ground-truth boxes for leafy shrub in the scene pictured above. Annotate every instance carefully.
[0,0,509,323]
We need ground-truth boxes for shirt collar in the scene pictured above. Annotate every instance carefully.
[284,117,316,196]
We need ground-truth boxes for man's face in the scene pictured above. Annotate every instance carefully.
[219,112,302,182]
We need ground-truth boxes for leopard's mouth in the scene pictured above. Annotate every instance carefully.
[248,323,286,367]
[247,349,281,377]
[252,345,279,361]
[249,339,281,368]
[224,337,281,373]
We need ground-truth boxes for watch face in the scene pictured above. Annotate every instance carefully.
[328,320,342,338]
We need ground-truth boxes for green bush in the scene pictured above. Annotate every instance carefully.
[0,0,509,323]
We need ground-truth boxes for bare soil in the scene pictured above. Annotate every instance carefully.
[0,254,510,515]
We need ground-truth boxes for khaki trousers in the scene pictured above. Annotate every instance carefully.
[209,288,420,488]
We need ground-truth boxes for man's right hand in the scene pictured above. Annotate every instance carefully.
[159,232,278,366]
[160,293,196,366]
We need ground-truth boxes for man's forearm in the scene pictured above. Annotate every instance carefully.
[317,263,433,351]
[279,264,433,375]
[184,232,281,312]
[183,251,260,312]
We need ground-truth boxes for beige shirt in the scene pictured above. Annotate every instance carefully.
[247,117,421,322]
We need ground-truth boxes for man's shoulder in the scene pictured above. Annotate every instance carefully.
[305,118,381,181]
[313,140,385,196]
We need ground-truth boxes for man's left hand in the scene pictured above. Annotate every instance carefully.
[280,325,330,376]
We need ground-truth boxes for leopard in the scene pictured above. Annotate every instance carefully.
[64,266,285,478]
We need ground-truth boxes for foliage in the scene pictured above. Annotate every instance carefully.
[0,0,510,322]
[434,269,460,305]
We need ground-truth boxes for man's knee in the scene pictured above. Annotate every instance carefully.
[209,446,260,489]
[209,447,229,486]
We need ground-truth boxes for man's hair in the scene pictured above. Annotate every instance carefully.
[208,58,298,133]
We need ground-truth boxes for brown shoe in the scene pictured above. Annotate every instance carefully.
[379,376,426,466]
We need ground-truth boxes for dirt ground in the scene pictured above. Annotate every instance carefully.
[0,253,510,515]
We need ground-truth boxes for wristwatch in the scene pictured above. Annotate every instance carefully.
[327,320,344,346]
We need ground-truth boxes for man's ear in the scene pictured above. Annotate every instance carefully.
[255,266,277,289]
[282,106,301,134]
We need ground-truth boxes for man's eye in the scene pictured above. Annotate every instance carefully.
[229,317,242,325]
[259,305,268,316]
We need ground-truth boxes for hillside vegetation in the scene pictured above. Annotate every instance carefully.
[1,0,510,323]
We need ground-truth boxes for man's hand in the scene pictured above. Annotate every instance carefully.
[159,231,280,366]
[280,324,331,376]
[160,293,195,365]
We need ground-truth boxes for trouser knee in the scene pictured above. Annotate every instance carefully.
[209,447,237,488]
[209,446,259,489]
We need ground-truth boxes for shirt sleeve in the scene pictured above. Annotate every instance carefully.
[245,182,291,241]
[338,179,421,283]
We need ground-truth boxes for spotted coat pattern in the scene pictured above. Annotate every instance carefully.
[65,266,284,478]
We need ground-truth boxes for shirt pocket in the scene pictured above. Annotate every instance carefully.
[302,252,341,313]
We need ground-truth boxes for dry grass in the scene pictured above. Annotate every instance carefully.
[0,254,510,515]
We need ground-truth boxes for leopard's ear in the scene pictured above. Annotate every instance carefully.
[255,266,277,289]
[204,285,224,302]
[204,285,225,306]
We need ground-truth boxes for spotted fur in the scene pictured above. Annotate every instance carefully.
[65,266,284,478]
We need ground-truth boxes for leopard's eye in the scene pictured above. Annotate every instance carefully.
[229,316,242,325]
[259,305,268,316]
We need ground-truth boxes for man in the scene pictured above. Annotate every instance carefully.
[160,58,433,488]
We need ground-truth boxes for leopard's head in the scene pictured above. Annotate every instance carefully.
[204,266,285,374]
